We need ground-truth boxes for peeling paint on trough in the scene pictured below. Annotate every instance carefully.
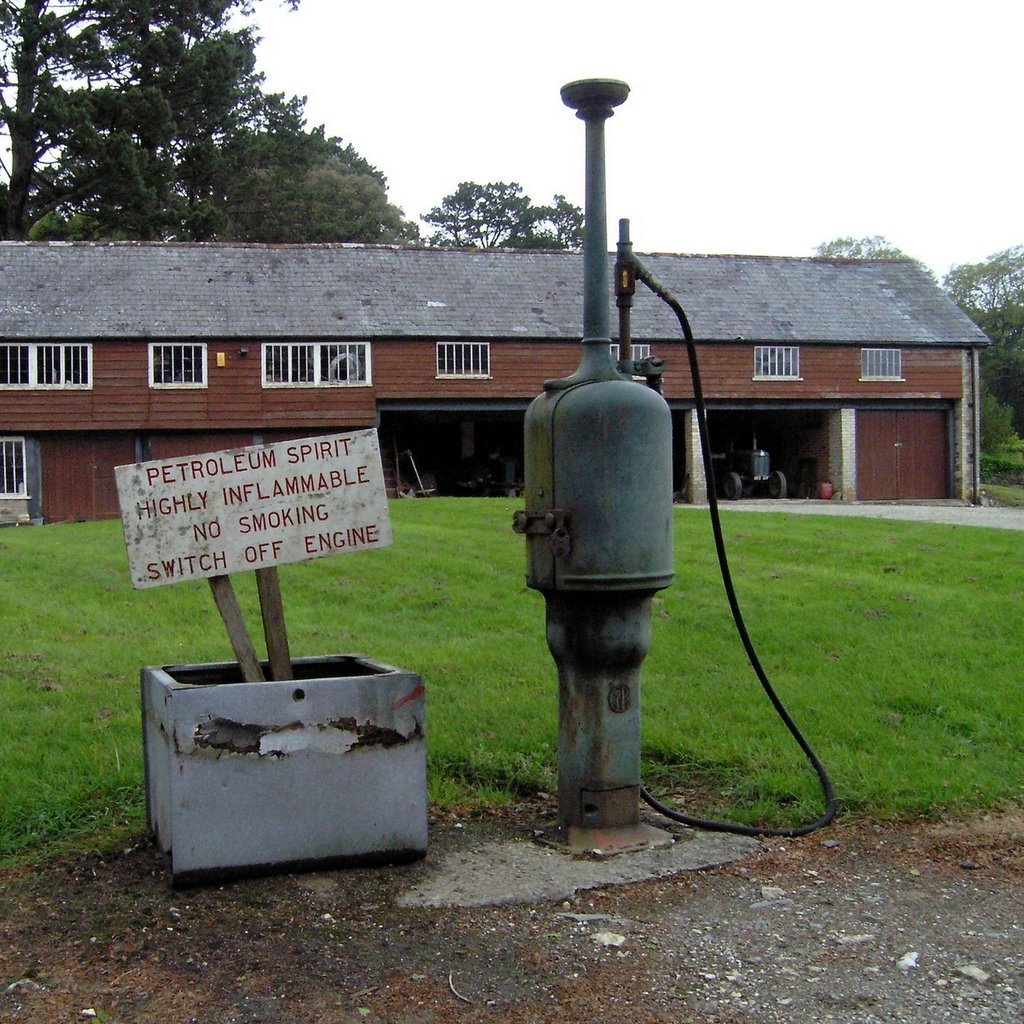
[142,655,427,885]
[191,715,420,757]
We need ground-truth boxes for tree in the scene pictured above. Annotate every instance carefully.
[529,194,584,250]
[423,181,583,249]
[980,389,1017,453]
[945,246,1024,436]
[816,235,913,260]
[2,1,269,238]
[815,235,935,280]
[1,1,416,243]
[208,98,418,244]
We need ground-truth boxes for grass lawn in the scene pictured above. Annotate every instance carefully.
[984,482,1024,507]
[1,499,1022,863]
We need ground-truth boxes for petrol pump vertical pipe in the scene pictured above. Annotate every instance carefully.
[514,80,675,853]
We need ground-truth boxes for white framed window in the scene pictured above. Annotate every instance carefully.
[861,348,903,380]
[754,345,800,380]
[149,343,207,387]
[0,343,91,388]
[261,342,371,387]
[1,437,27,497]
[436,341,490,378]
[609,343,652,362]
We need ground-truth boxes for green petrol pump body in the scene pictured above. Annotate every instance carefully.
[518,78,674,597]
[521,374,674,593]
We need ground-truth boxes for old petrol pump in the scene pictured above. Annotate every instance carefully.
[513,80,674,853]
[515,79,836,851]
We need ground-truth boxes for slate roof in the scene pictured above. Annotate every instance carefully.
[0,241,988,347]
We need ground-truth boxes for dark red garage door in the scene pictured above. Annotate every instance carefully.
[40,434,137,522]
[856,410,949,500]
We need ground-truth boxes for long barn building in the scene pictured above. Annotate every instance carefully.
[0,242,988,524]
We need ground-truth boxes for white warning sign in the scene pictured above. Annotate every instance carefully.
[116,430,392,589]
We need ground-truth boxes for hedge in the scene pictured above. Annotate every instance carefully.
[981,454,1024,486]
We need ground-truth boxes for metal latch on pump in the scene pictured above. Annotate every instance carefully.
[512,508,571,558]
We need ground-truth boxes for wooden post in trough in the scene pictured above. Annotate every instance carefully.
[204,569,289,683]
[115,431,392,680]
[208,575,266,683]
[255,566,292,680]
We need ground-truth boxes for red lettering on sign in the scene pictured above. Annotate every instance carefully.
[302,522,380,554]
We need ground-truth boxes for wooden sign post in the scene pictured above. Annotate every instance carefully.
[115,431,392,681]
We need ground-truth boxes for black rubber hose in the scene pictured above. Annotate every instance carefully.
[634,257,837,838]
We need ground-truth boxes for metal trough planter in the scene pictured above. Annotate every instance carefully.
[141,655,427,886]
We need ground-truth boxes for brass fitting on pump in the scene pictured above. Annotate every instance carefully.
[615,218,666,391]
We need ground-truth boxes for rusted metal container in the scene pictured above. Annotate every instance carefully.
[141,655,426,885]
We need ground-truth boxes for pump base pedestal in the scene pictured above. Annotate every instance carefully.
[538,821,674,858]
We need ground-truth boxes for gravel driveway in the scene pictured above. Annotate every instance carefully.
[1,809,1020,1023]
[710,498,1024,532]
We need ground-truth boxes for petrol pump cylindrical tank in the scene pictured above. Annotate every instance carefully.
[520,370,674,594]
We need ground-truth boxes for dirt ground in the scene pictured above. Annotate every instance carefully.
[1,802,1021,1024]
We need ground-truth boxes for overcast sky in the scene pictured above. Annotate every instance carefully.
[254,0,1022,280]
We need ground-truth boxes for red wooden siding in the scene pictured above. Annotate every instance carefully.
[372,340,580,400]
[659,345,964,402]
[148,432,259,459]
[0,340,967,435]
[6,337,968,516]
[3,342,375,433]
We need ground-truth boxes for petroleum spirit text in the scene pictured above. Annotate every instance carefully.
[142,437,355,486]
[145,448,277,486]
